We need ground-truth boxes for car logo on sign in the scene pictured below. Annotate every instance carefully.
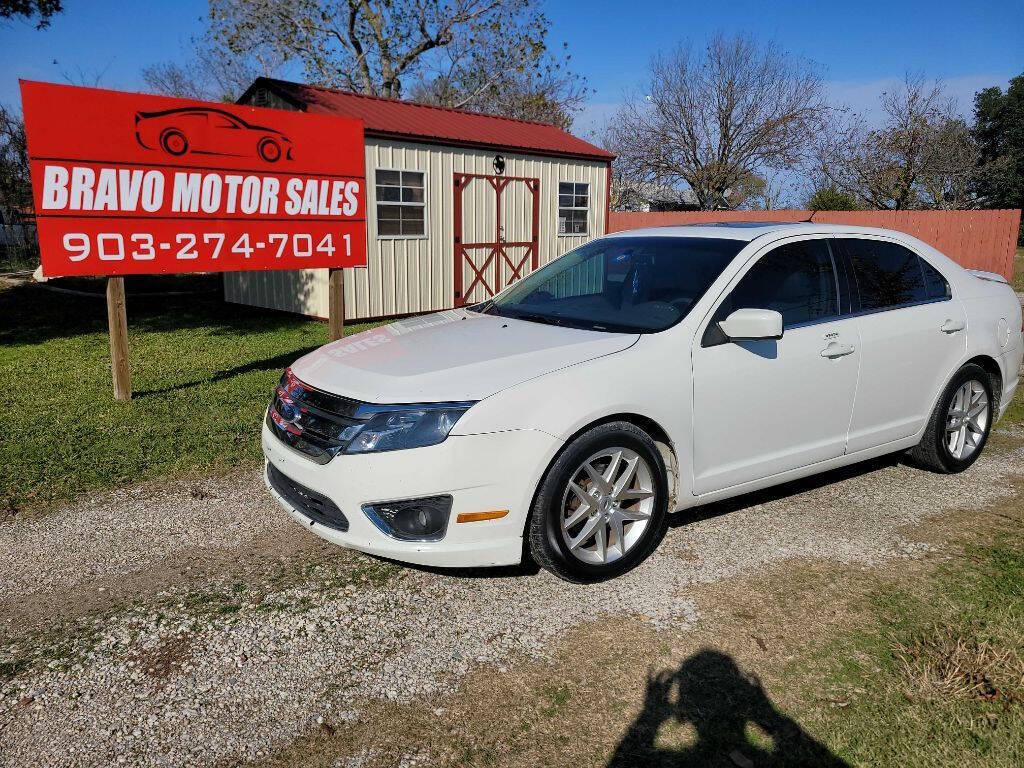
[134,106,294,163]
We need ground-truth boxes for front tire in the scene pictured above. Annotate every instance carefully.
[909,363,994,473]
[527,421,669,583]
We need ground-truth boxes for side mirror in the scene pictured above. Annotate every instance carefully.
[718,308,783,341]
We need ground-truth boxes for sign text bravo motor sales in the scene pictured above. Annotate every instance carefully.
[20,81,368,276]
[40,166,361,218]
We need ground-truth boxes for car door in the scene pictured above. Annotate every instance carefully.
[836,237,968,452]
[690,236,861,495]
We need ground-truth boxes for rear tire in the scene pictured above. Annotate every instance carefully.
[258,137,282,162]
[909,363,994,473]
[527,421,669,583]
[160,129,188,156]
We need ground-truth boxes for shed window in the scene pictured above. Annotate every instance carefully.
[376,170,425,237]
[558,182,589,235]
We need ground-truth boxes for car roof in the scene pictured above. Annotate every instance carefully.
[604,222,918,243]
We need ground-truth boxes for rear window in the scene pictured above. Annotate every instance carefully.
[839,239,928,311]
[921,257,952,300]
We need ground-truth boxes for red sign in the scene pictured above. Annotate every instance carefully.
[20,81,367,277]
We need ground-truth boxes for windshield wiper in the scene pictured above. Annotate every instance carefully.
[488,306,640,333]
[503,310,565,327]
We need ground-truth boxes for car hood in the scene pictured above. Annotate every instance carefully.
[290,309,639,403]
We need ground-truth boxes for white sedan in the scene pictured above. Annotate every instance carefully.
[262,223,1022,582]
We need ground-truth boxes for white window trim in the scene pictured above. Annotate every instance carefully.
[557,181,590,237]
[375,167,429,240]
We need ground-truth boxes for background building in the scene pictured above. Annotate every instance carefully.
[224,78,613,320]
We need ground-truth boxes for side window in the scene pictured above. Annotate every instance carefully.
[375,170,425,237]
[920,257,951,300]
[210,114,238,129]
[841,239,928,311]
[557,182,589,235]
[704,240,838,346]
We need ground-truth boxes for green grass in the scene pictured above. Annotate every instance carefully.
[1013,247,1023,293]
[0,241,39,274]
[793,528,1024,767]
[1003,386,1024,427]
[540,683,573,717]
[998,362,1024,428]
[788,387,1024,765]
[0,277,380,512]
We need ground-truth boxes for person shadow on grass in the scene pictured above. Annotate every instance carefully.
[607,649,851,768]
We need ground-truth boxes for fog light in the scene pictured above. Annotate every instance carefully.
[362,495,452,542]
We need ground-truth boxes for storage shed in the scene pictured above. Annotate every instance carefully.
[224,77,614,320]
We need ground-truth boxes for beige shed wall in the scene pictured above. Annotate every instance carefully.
[224,138,609,320]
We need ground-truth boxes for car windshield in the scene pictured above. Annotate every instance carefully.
[476,236,745,333]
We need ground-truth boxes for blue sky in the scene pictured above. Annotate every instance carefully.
[2,0,1022,132]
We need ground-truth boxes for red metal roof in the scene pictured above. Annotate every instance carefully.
[243,78,614,162]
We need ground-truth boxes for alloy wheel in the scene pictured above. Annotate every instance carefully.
[559,447,656,565]
[945,379,989,460]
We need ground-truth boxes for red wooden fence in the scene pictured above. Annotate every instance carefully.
[608,209,1022,281]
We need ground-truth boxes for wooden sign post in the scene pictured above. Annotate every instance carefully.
[106,277,132,400]
[328,268,345,341]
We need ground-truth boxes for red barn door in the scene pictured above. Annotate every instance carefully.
[453,173,540,306]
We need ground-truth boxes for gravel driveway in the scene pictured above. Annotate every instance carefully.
[2,429,1023,767]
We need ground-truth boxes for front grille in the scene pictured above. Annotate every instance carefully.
[267,463,349,532]
[266,370,366,463]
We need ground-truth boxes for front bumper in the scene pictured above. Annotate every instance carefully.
[262,421,562,568]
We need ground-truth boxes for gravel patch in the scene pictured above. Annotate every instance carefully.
[660,443,1024,581]
[1,442,1022,767]
[0,472,281,601]
[995,422,1024,439]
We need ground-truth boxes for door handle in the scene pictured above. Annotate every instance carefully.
[820,342,855,359]
[940,319,965,334]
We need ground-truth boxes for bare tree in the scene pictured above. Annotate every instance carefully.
[0,105,31,212]
[0,104,38,270]
[740,171,792,210]
[409,54,586,128]
[142,35,285,103]
[407,29,587,128]
[810,75,979,210]
[142,61,207,101]
[53,59,115,88]
[917,117,979,208]
[606,33,827,210]
[208,0,585,125]
[607,178,697,212]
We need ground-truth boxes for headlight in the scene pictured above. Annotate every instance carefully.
[267,368,475,459]
[344,403,473,454]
